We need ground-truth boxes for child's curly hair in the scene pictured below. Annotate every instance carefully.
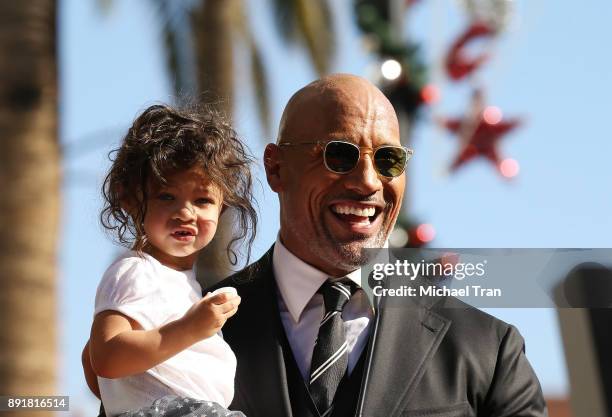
[101,103,257,265]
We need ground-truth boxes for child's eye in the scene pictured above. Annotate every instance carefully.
[195,198,214,206]
[157,193,174,201]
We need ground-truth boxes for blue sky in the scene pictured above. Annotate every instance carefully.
[59,0,612,414]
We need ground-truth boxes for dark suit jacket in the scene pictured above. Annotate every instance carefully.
[213,247,548,417]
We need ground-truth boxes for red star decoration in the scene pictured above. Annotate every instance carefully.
[440,89,521,174]
[443,114,521,172]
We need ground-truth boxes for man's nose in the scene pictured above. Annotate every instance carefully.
[344,154,382,194]
[174,204,196,221]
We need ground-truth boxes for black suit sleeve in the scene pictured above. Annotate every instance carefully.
[482,325,548,417]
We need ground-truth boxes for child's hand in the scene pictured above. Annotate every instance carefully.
[182,292,241,341]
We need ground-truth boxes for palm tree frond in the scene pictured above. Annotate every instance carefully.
[159,15,182,95]
[152,0,199,97]
[272,0,299,43]
[295,0,335,75]
[233,0,270,134]
[249,40,271,137]
[190,0,235,113]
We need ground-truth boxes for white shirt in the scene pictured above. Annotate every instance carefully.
[273,238,374,380]
[94,251,236,417]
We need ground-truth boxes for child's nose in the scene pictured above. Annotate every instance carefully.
[174,204,196,221]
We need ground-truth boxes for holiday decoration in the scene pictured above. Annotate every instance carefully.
[420,84,440,104]
[459,0,514,31]
[384,79,426,119]
[354,0,428,120]
[356,0,522,248]
[499,158,520,178]
[445,22,496,81]
[440,89,521,173]
[438,0,523,178]
[390,218,436,248]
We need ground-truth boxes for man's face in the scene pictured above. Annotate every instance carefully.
[267,78,405,276]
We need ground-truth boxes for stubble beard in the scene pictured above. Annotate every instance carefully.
[284,205,396,275]
[316,210,393,273]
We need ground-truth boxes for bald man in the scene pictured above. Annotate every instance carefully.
[86,74,546,417]
[215,74,547,417]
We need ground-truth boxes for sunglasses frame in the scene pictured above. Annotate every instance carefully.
[278,140,414,178]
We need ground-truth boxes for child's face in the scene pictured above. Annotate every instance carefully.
[143,166,223,270]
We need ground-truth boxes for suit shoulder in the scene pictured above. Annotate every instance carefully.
[435,296,512,339]
[431,296,521,366]
[429,298,527,391]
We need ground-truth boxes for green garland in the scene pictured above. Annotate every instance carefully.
[355,0,428,119]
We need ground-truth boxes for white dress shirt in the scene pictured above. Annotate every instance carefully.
[273,238,374,380]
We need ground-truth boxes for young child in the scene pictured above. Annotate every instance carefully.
[86,104,257,417]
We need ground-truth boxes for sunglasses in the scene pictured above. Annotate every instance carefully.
[279,140,413,178]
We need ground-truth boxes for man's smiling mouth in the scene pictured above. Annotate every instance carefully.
[329,203,382,227]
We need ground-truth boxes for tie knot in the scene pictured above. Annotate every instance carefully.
[319,280,353,312]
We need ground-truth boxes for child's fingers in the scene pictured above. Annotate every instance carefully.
[215,296,241,314]
[224,305,239,318]
[222,299,240,318]
[207,292,239,305]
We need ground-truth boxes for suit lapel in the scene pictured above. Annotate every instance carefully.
[231,247,452,417]
[227,248,294,417]
[357,290,451,417]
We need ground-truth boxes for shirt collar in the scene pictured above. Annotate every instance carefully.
[273,236,361,324]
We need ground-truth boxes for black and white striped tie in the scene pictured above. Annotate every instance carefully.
[309,280,353,417]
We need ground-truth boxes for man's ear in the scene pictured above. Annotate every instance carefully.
[264,143,283,193]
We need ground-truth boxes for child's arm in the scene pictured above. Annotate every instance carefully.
[81,340,101,399]
[89,292,240,379]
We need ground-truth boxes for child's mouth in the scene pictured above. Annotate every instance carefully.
[172,230,196,241]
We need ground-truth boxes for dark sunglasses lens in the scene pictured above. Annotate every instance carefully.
[325,142,360,173]
[374,147,407,177]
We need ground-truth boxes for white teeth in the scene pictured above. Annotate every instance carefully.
[331,205,376,217]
